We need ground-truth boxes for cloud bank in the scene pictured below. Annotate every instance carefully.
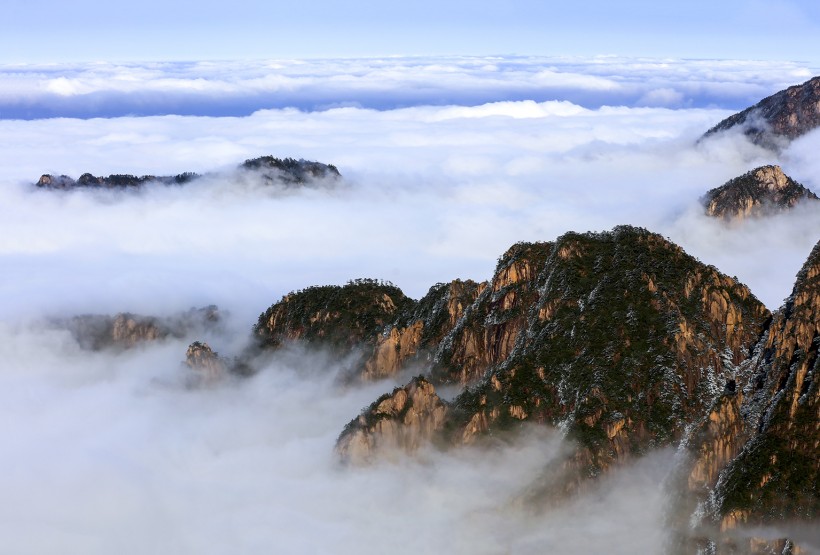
[1,96,817,319]
[0,331,676,554]
[1,58,819,553]
[1,56,816,119]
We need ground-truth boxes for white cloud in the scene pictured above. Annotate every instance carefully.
[0,328,674,554]
[0,96,816,318]
[0,56,816,119]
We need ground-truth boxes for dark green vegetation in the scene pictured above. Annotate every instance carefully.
[37,171,199,189]
[240,156,340,184]
[251,227,818,537]
[34,156,340,190]
[254,278,414,351]
[446,227,768,470]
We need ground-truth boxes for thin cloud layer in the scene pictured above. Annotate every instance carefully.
[1,56,816,119]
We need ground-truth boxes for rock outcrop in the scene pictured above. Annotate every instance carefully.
[35,156,340,190]
[337,376,449,464]
[702,75,820,150]
[704,239,819,531]
[703,165,819,220]
[445,227,768,475]
[184,341,228,384]
[58,305,221,350]
[253,243,555,385]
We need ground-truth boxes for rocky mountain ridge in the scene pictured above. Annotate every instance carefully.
[245,225,817,553]
[35,155,340,190]
[702,75,820,150]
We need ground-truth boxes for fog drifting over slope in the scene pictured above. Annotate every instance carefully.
[1,59,819,553]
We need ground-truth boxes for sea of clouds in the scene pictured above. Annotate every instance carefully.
[1,57,819,553]
[1,56,817,118]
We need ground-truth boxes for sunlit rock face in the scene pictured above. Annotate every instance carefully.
[238,156,340,184]
[34,156,340,190]
[703,75,820,150]
[444,227,769,477]
[703,165,819,220]
[336,376,449,464]
[253,243,552,386]
[57,305,221,350]
[705,239,819,530]
[330,227,769,473]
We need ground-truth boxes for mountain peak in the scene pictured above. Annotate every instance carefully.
[702,75,820,150]
[703,165,819,220]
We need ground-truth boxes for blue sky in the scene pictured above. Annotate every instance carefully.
[3,0,820,63]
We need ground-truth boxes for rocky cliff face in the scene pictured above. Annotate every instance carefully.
[445,227,768,475]
[337,376,449,464]
[362,278,485,381]
[35,156,340,190]
[704,239,819,531]
[333,228,820,552]
[671,241,820,553]
[702,76,820,150]
[334,227,770,480]
[703,165,819,220]
[253,243,555,386]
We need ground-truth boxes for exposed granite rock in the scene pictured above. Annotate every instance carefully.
[702,76,820,150]
[253,279,416,379]
[705,239,819,530]
[686,391,749,497]
[429,242,551,385]
[335,227,770,480]
[34,156,339,190]
[703,165,819,220]
[336,376,449,464]
[59,305,221,350]
[255,243,553,385]
[184,341,228,384]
